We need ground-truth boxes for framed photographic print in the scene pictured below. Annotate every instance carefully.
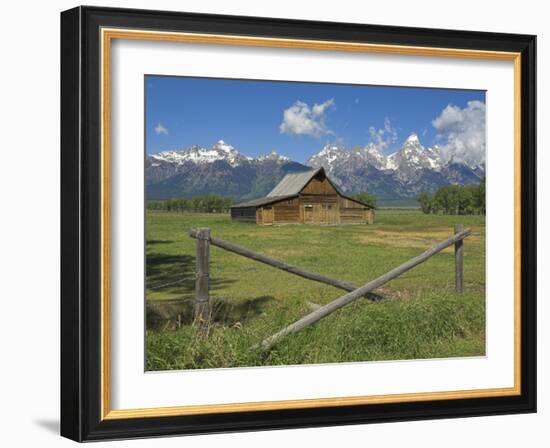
[60,6,536,442]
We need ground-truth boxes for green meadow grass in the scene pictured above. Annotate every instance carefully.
[145,210,485,370]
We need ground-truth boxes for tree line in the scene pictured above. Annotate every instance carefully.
[147,195,233,213]
[350,192,377,209]
[417,178,485,215]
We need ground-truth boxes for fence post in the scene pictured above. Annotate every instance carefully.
[454,224,464,293]
[194,228,210,334]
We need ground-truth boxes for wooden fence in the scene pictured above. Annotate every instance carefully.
[188,226,472,347]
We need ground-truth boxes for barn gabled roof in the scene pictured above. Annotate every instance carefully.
[267,168,325,197]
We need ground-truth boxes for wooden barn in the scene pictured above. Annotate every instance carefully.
[230,167,374,225]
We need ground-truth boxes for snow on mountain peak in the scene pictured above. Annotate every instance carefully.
[405,133,420,143]
[308,143,348,166]
[390,134,444,178]
[319,143,344,155]
[363,142,381,154]
[386,153,398,170]
[357,143,388,170]
[213,140,235,153]
[256,150,290,162]
[305,144,350,178]
[305,134,449,180]
[151,140,298,168]
[152,140,247,167]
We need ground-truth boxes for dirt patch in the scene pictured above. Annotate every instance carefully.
[264,248,306,258]
[354,227,481,249]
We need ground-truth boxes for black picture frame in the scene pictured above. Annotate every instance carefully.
[61,5,536,442]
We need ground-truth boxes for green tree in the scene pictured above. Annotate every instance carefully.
[417,178,485,216]
[434,185,461,215]
[351,192,377,208]
[417,192,434,214]
[147,194,234,214]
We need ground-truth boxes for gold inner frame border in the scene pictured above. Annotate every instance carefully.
[100,27,522,421]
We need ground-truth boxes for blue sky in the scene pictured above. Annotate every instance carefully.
[145,75,485,163]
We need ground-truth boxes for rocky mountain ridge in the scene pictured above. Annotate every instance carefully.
[146,135,485,203]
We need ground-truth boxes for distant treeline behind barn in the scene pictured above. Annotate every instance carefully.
[147,195,233,213]
[417,178,485,215]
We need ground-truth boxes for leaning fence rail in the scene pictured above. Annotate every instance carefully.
[189,229,359,292]
[259,227,471,350]
[188,225,472,346]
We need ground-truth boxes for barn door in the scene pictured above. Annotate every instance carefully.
[326,204,337,224]
[319,204,328,224]
[303,205,313,223]
[311,204,321,224]
[263,206,274,225]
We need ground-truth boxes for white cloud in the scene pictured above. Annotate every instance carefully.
[280,99,335,137]
[154,123,169,135]
[432,100,486,166]
[368,117,398,153]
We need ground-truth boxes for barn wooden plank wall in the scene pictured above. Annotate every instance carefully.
[272,202,300,224]
[230,206,257,222]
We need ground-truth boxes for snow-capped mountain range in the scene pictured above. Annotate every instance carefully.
[150,140,255,168]
[146,135,485,204]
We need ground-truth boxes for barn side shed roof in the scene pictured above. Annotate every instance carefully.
[231,194,297,208]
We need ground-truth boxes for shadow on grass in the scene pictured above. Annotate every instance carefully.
[147,239,175,245]
[146,295,275,330]
[146,251,236,296]
[365,291,384,302]
[211,294,274,326]
[146,252,196,296]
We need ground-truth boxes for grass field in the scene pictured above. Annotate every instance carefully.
[145,209,485,371]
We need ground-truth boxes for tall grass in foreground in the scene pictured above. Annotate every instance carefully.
[146,290,484,371]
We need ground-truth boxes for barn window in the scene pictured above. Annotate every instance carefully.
[304,204,313,208]
[287,199,293,205]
